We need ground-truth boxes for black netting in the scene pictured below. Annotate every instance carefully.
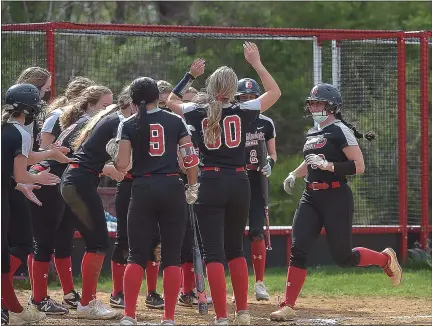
[340,39,399,225]
[1,31,47,98]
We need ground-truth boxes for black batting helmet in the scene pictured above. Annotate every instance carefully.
[306,83,342,106]
[5,83,42,116]
[236,78,261,97]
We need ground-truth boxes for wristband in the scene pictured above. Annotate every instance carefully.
[267,156,275,169]
[173,73,195,99]
[333,161,356,175]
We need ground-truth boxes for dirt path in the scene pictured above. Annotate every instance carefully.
[11,289,432,325]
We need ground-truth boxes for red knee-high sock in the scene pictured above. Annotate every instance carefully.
[206,262,227,319]
[284,266,307,308]
[251,240,266,282]
[54,257,74,295]
[354,247,389,267]
[146,261,159,295]
[163,266,182,321]
[80,252,105,306]
[111,261,126,296]
[123,263,144,319]
[181,263,194,294]
[228,257,249,312]
[1,273,23,313]
[32,261,50,304]
[27,254,34,291]
[9,255,22,281]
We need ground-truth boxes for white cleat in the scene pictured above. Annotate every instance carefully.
[234,310,250,325]
[10,304,46,325]
[161,320,175,325]
[214,317,229,325]
[381,248,403,286]
[120,315,137,325]
[77,299,118,320]
[270,303,296,321]
[254,281,270,301]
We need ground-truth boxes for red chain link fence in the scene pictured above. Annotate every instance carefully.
[1,23,430,263]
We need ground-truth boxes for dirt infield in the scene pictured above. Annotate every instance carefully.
[11,290,432,325]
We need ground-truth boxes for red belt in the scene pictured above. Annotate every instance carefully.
[201,167,245,172]
[69,163,101,176]
[124,173,134,180]
[307,181,341,191]
[246,164,259,171]
[142,173,179,177]
[31,164,48,173]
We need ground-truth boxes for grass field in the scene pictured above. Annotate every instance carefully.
[11,261,432,325]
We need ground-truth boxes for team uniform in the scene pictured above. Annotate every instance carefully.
[120,108,190,324]
[27,110,87,314]
[181,99,260,322]
[244,114,275,297]
[110,112,164,310]
[60,112,121,320]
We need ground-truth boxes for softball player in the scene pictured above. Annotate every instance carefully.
[116,77,198,326]
[270,83,402,321]
[28,84,109,315]
[1,83,70,326]
[235,78,277,302]
[109,87,165,310]
[6,67,52,288]
[167,42,281,325]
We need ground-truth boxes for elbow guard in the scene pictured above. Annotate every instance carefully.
[179,142,199,169]
[333,161,356,175]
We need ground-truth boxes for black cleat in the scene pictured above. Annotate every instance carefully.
[62,290,81,309]
[33,297,69,315]
[145,290,164,310]
[110,292,125,309]
[1,309,9,325]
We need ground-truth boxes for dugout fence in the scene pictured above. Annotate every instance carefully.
[1,22,430,263]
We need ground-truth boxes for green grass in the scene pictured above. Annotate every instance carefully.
[15,261,431,299]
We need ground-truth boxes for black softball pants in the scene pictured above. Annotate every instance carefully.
[112,178,161,265]
[291,182,360,269]
[195,170,251,264]
[127,175,187,269]
[61,166,109,254]
[29,184,76,262]
[7,187,33,264]
[2,185,11,273]
[248,171,266,240]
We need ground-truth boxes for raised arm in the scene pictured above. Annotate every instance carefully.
[167,58,206,115]
[243,42,281,112]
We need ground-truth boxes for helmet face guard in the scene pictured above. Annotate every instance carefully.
[304,83,342,117]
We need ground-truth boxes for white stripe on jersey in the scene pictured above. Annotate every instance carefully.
[182,102,198,114]
[239,98,261,111]
[115,113,137,142]
[335,121,358,146]
[41,108,62,133]
[10,122,32,158]
[259,114,276,138]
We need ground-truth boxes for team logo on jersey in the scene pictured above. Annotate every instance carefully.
[303,135,327,151]
[245,81,253,89]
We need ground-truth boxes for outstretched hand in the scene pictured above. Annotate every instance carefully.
[189,58,206,78]
[243,41,261,67]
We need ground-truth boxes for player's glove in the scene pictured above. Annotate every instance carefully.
[186,183,199,204]
[261,163,272,178]
[304,154,328,170]
[106,138,118,161]
[283,172,296,195]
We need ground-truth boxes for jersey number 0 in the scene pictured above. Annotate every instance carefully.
[202,115,241,150]
[149,124,165,156]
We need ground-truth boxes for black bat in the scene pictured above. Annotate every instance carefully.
[257,139,272,250]
[188,204,208,315]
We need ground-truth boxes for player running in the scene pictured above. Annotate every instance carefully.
[167,41,281,325]
[116,77,198,325]
[271,83,402,321]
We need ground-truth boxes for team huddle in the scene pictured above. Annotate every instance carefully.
[1,42,402,326]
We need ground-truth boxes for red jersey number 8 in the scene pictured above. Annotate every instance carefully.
[202,115,241,150]
[149,124,165,156]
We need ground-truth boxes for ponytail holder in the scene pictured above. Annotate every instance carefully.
[215,94,224,102]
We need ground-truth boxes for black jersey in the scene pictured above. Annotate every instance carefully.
[1,121,32,185]
[74,111,125,174]
[181,99,261,168]
[117,108,190,176]
[41,115,91,176]
[41,108,62,140]
[303,120,358,183]
[245,114,276,168]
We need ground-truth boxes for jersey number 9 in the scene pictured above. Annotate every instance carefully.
[202,115,241,150]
